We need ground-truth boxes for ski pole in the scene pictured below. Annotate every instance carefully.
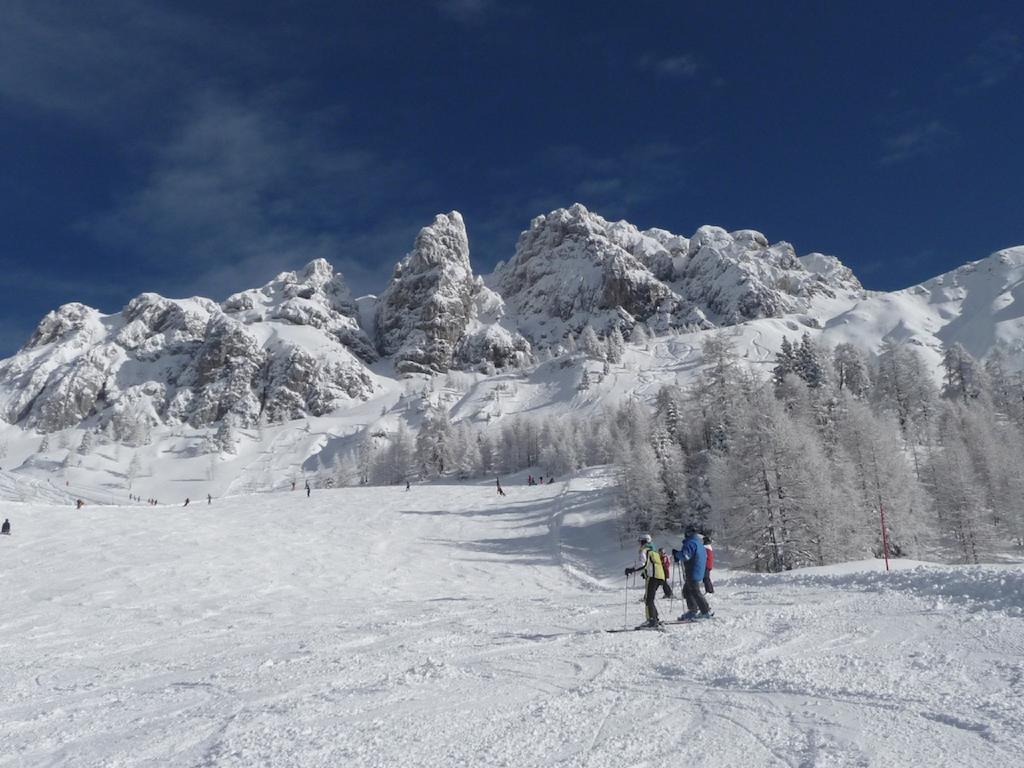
[624,574,629,628]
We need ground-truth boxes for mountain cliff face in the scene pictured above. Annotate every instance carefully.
[495,204,863,345]
[376,212,529,374]
[0,260,377,433]
[0,203,936,434]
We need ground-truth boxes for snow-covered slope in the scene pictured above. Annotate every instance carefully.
[2,471,1022,766]
[820,246,1024,370]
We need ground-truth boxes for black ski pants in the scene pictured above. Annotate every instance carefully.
[703,570,715,594]
[683,576,710,614]
[644,577,664,622]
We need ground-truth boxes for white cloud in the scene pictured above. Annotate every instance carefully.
[639,53,700,79]
[85,91,422,299]
[966,30,1022,88]
[880,120,956,166]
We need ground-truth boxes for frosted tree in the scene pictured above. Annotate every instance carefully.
[578,369,591,390]
[927,405,993,563]
[629,323,649,348]
[836,397,929,558]
[773,337,797,386]
[654,385,686,445]
[564,333,577,355]
[832,343,870,397]
[38,434,50,453]
[415,407,454,476]
[78,431,94,456]
[606,326,625,364]
[477,433,495,475]
[941,343,987,403]
[451,422,482,478]
[984,348,1024,428]
[711,386,833,571]
[692,333,747,453]
[580,418,614,466]
[375,423,416,485]
[357,433,376,485]
[127,453,142,488]
[578,325,604,359]
[617,440,668,533]
[956,404,1024,546]
[795,333,826,388]
[872,341,938,476]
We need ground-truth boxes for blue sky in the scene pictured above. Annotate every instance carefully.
[1,1,1022,355]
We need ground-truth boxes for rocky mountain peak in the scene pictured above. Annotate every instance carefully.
[376,211,489,374]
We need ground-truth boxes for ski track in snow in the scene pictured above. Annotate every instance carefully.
[2,470,1023,767]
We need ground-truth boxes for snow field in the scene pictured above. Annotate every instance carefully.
[2,468,1023,767]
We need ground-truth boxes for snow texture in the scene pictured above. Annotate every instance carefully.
[2,468,1022,766]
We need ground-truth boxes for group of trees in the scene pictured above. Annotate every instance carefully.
[340,329,1024,570]
[618,333,1024,569]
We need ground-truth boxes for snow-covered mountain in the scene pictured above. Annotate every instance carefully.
[0,260,378,434]
[1,203,1022,501]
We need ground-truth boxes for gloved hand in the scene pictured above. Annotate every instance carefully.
[624,567,634,576]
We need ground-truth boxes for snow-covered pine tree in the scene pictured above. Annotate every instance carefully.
[78,431,94,456]
[415,407,454,477]
[617,440,667,534]
[795,332,827,388]
[578,369,591,391]
[872,340,938,477]
[773,337,797,386]
[127,453,142,488]
[941,343,988,403]
[607,326,625,364]
[629,323,649,348]
[832,343,870,397]
[927,404,995,563]
[579,325,604,359]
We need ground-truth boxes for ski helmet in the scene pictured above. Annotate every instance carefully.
[684,524,697,536]
[637,533,652,544]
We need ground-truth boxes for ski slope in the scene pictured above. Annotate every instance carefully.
[2,469,1023,767]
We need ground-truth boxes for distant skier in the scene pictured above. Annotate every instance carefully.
[305,481,311,497]
[702,532,715,594]
[673,525,713,620]
[405,480,411,491]
[496,477,506,497]
[184,497,190,507]
[625,534,666,628]
[75,499,84,510]
[1,518,10,535]
[207,494,212,505]
[291,480,296,491]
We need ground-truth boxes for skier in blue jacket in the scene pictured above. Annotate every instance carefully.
[672,525,713,620]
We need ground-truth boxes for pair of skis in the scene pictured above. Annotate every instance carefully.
[605,616,713,633]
